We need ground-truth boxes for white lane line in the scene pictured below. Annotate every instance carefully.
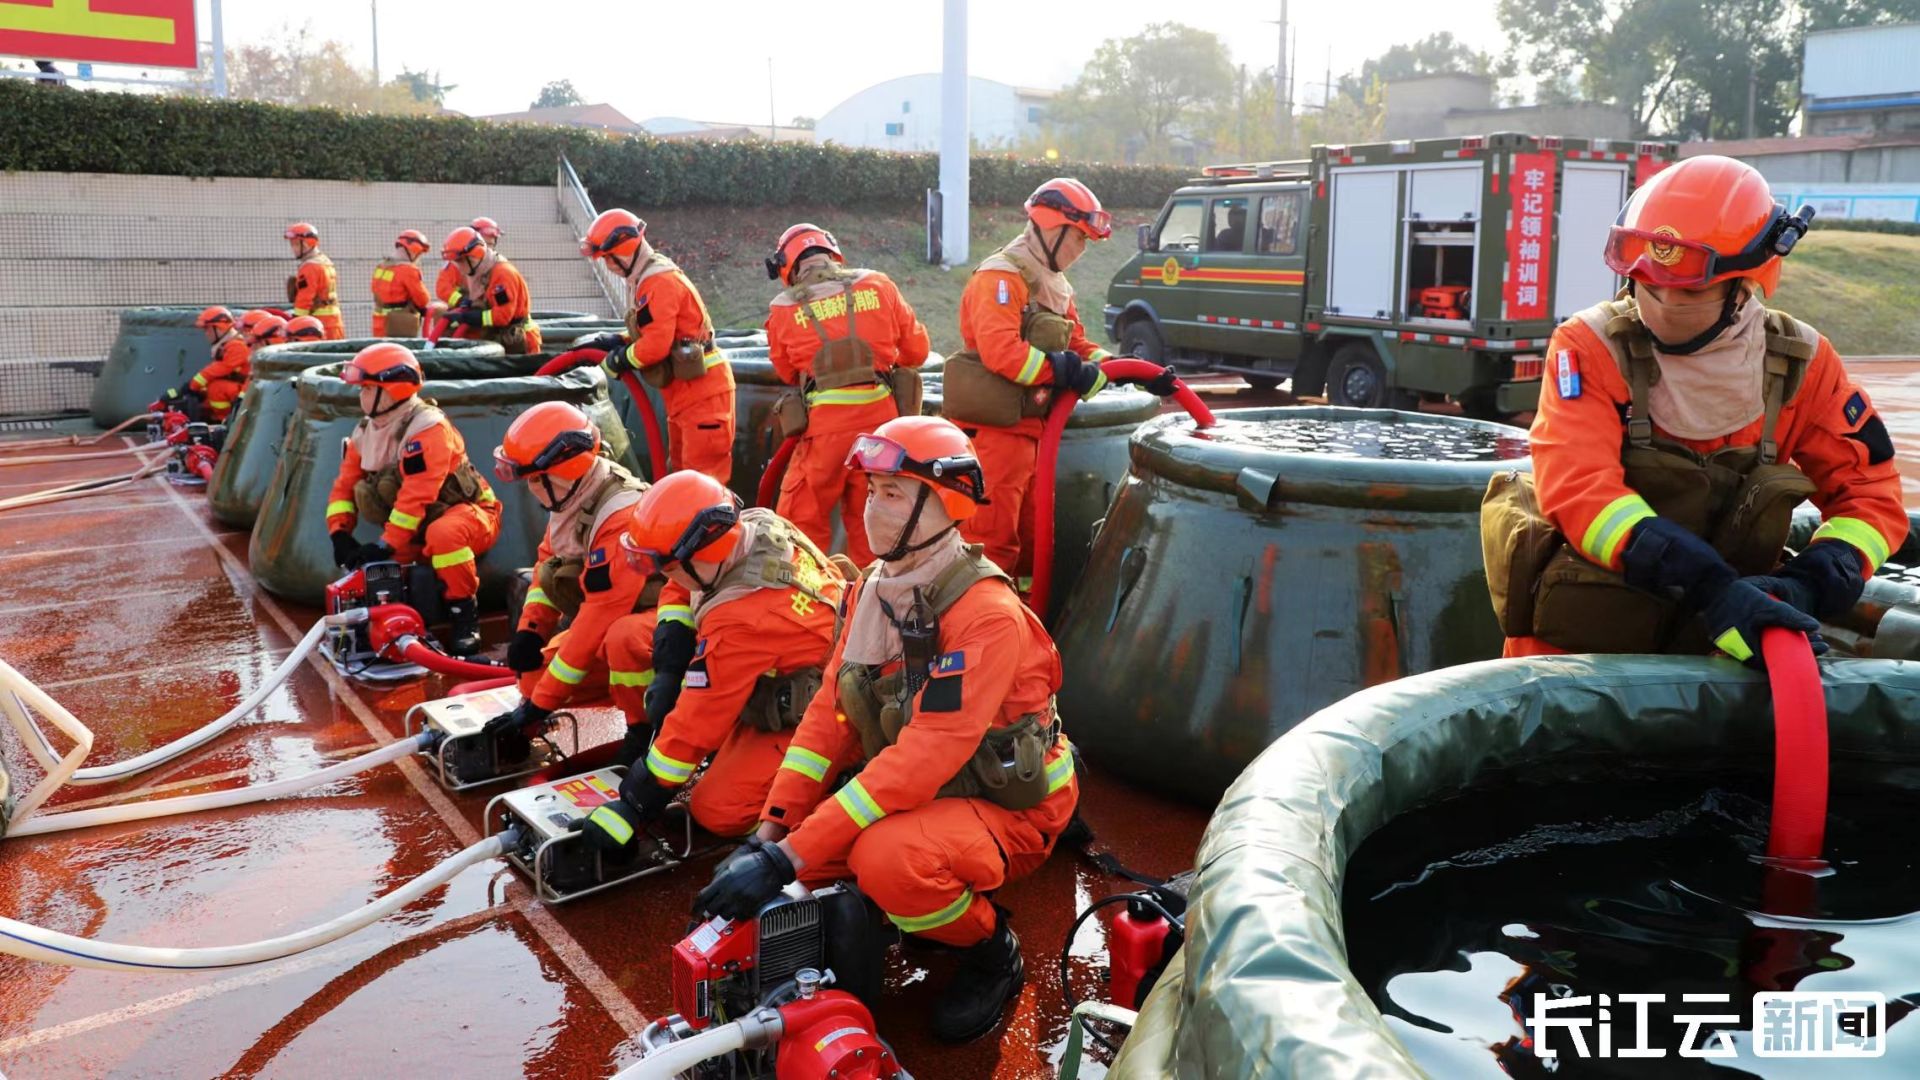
[0,535,205,562]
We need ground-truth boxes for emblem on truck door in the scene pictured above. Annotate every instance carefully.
[1162,257,1181,286]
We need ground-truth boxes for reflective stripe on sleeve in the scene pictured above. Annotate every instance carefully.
[833,778,885,829]
[1579,494,1656,568]
[1811,517,1892,572]
[780,746,832,782]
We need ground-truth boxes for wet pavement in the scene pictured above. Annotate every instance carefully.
[0,440,1210,1079]
[1849,360,1920,508]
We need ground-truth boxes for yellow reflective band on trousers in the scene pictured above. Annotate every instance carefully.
[525,587,556,609]
[887,890,974,934]
[326,499,356,518]
[658,604,694,627]
[191,373,209,388]
[547,655,587,685]
[1581,494,1656,568]
[703,350,727,370]
[1015,347,1048,386]
[1714,627,1755,663]
[430,547,474,569]
[807,383,890,407]
[609,669,654,688]
[780,745,831,782]
[313,305,341,317]
[1811,517,1892,571]
[834,778,885,829]
[588,804,634,845]
[646,745,696,784]
[388,508,422,531]
[1045,748,1075,794]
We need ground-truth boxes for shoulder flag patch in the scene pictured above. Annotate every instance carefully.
[588,547,607,566]
[1555,350,1581,400]
[405,438,423,453]
[1844,391,1868,427]
[996,279,1010,306]
[932,650,966,677]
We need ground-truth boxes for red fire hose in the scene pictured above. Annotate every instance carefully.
[758,435,799,509]
[447,676,516,697]
[532,348,671,482]
[1027,359,1216,618]
[1762,625,1828,866]
[396,639,513,681]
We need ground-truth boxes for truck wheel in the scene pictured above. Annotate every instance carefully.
[1329,343,1416,410]
[1119,319,1166,364]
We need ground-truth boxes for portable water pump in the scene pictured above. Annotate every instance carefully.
[322,561,452,680]
[485,766,697,902]
[403,683,576,791]
[145,396,224,486]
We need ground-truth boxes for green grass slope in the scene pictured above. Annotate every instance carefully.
[1770,229,1920,356]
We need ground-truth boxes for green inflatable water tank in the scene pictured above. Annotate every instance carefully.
[1036,387,1160,624]
[248,353,639,606]
[208,338,506,529]
[90,304,281,427]
[1053,406,1530,802]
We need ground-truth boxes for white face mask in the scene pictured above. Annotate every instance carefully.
[1638,284,1733,347]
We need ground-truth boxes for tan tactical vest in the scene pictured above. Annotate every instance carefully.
[630,254,717,388]
[943,260,1070,427]
[349,403,490,534]
[834,545,1061,810]
[1481,300,1818,654]
[372,258,424,336]
[533,462,650,618]
[694,509,844,732]
[771,271,920,436]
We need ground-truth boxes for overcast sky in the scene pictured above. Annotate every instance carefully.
[191,0,1507,122]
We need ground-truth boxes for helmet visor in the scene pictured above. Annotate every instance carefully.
[618,502,739,574]
[341,361,421,388]
[583,226,639,260]
[1032,190,1113,239]
[491,428,596,483]
[1603,226,1720,288]
[845,434,987,504]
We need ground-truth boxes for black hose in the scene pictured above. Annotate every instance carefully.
[1058,891,1186,1056]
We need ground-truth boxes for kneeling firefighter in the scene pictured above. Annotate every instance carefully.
[324,343,503,655]
[484,402,657,751]
[764,222,932,565]
[695,415,1079,1043]
[577,209,736,483]
[1484,155,1907,667]
[437,226,541,355]
[576,471,846,849]
[178,306,251,423]
[371,229,432,337]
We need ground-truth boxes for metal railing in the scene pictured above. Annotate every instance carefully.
[556,155,628,319]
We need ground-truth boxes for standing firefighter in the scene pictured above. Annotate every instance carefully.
[1485,155,1906,667]
[576,471,846,848]
[438,226,541,355]
[325,343,502,656]
[577,209,736,483]
[180,306,251,422]
[371,229,432,338]
[285,223,345,340]
[764,222,932,565]
[694,415,1078,1043]
[951,179,1117,577]
[485,403,657,753]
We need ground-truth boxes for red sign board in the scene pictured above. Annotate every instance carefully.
[1504,151,1557,323]
[0,1,197,70]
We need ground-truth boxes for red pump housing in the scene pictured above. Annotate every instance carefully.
[774,992,897,1080]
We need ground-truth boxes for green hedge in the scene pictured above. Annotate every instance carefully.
[0,81,1191,209]
[1810,216,1920,237]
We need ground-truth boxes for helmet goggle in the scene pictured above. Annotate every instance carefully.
[447,236,485,263]
[618,502,740,575]
[581,225,641,260]
[1603,203,1813,289]
[491,429,597,483]
[1030,189,1113,238]
[289,325,325,341]
[341,362,422,387]
[845,433,987,504]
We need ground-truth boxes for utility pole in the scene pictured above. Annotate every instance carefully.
[768,58,777,138]
[939,0,970,266]
[1269,0,1291,153]
[1745,63,1757,139]
[371,0,380,86]
[210,0,227,98]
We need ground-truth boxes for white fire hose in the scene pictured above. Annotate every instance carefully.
[612,1009,784,1080]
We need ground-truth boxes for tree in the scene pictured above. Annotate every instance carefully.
[219,25,430,114]
[1052,22,1236,164]
[1337,32,1493,105]
[397,68,456,107]
[531,79,584,110]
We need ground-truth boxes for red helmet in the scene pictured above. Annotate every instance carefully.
[237,309,275,336]
[846,415,987,521]
[285,222,320,253]
[766,222,844,284]
[1604,155,1809,297]
[1026,178,1112,240]
[581,209,646,269]
[471,217,503,245]
[620,471,744,576]
[342,342,424,404]
[442,226,487,268]
[395,229,430,257]
[495,402,602,485]
[195,306,234,331]
[246,314,288,344]
[285,315,326,341]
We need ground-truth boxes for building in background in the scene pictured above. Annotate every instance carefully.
[1801,23,1920,136]
[641,117,816,143]
[816,75,1054,151]
[477,103,647,135]
[1383,74,1631,142]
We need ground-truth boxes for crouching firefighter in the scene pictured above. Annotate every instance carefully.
[483,402,657,753]
[575,471,847,854]
[1482,155,1907,668]
[765,222,932,565]
[175,306,252,423]
[694,415,1079,1043]
[325,343,502,655]
[438,226,542,355]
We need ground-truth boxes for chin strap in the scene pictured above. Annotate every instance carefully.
[1033,222,1069,273]
[537,473,586,512]
[1633,280,1747,356]
[876,485,956,563]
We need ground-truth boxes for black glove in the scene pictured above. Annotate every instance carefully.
[1774,540,1866,618]
[1047,350,1105,397]
[1141,366,1180,397]
[653,619,697,676]
[1621,517,1737,601]
[695,836,797,921]
[1698,577,1824,668]
[481,699,554,739]
[330,531,360,569]
[448,307,484,327]
[177,379,204,398]
[574,771,674,859]
[350,538,393,569]
[615,721,652,769]
[505,629,547,673]
[645,677,682,733]
[599,345,636,376]
[576,332,627,356]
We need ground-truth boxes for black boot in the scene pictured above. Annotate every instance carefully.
[930,907,1024,1043]
[445,599,482,657]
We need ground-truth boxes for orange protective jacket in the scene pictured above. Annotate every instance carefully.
[515,511,669,712]
[616,266,734,414]
[291,254,340,319]
[325,409,492,550]
[371,260,430,313]
[766,269,931,438]
[1533,316,1907,576]
[642,571,842,790]
[957,269,1112,436]
[193,331,251,391]
[762,573,1074,870]
[474,257,534,332]
[435,262,465,305]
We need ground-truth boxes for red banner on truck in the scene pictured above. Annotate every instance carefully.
[1504,151,1557,322]
[0,0,197,70]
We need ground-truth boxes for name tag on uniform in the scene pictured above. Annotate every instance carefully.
[1556,350,1581,400]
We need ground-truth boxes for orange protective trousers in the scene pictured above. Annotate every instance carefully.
[516,610,657,721]
[393,501,500,602]
[200,378,245,421]
[667,398,734,484]
[777,426,877,566]
[959,426,1039,577]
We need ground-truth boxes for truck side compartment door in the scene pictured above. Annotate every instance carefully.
[1135,196,1206,352]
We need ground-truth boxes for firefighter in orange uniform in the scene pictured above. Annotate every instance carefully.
[285,223,345,339]
[325,343,502,655]
[430,218,500,324]
[485,403,657,749]
[1495,155,1906,668]
[695,415,1077,1043]
[764,222,932,564]
[371,229,433,337]
[438,226,541,354]
[951,178,1117,576]
[285,316,326,343]
[183,306,251,422]
[575,471,846,847]
[243,312,288,352]
[578,209,735,482]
